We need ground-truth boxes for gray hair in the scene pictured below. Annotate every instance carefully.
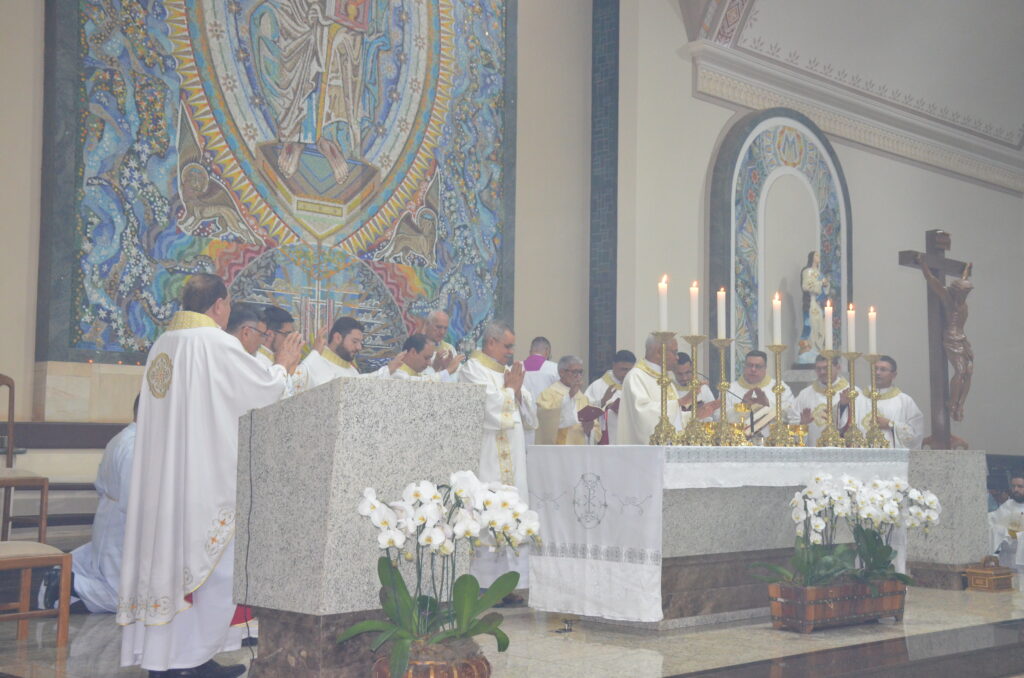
[644,334,660,353]
[427,309,449,323]
[483,320,513,344]
[557,355,583,370]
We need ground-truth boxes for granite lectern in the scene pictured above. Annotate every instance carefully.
[235,377,485,677]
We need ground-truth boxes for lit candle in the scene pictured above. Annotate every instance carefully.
[658,275,669,331]
[868,306,877,355]
[690,281,699,335]
[846,303,856,353]
[824,299,833,350]
[717,287,726,338]
[772,292,782,345]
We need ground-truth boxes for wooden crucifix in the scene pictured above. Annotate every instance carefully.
[898,230,973,450]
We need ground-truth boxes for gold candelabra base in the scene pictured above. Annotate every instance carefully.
[862,353,890,448]
[763,344,792,447]
[649,331,678,446]
[816,349,845,448]
[677,335,712,446]
[841,351,866,448]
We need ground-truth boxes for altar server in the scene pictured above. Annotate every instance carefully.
[792,354,864,446]
[457,321,537,593]
[617,334,682,444]
[536,355,591,445]
[522,336,559,401]
[862,356,924,450]
[584,350,635,444]
[118,273,301,677]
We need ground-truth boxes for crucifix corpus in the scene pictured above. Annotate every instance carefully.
[898,230,974,450]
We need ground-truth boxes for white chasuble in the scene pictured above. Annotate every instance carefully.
[374,363,454,382]
[617,360,681,445]
[791,378,864,447]
[422,340,459,378]
[71,422,136,613]
[536,381,590,446]
[458,351,538,588]
[860,387,924,450]
[118,311,288,671]
[255,346,297,398]
[291,347,359,395]
[991,499,1024,571]
[718,376,798,425]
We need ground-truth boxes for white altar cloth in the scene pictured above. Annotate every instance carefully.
[527,446,664,622]
[527,445,910,623]
[663,446,909,489]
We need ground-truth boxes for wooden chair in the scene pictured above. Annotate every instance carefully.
[0,541,71,646]
[0,374,49,542]
[0,376,71,648]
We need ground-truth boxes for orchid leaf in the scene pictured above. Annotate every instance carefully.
[471,570,519,618]
[389,637,411,678]
[337,619,396,644]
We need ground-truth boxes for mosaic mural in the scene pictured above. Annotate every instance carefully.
[731,121,845,367]
[70,0,511,363]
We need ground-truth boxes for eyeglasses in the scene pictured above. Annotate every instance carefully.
[241,324,272,339]
[269,329,292,337]
[564,368,585,375]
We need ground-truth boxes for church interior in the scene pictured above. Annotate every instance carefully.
[1,0,1024,676]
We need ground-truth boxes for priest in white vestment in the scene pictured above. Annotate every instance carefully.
[254,305,296,370]
[457,321,537,592]
[291,316,398,392]
[673,352,719,423]
[991,474,1024,586]
[717,350,798,429]
[374,334,459,382]
[118,274,302,677]
[420,310,462,378]
[792,355,863,447]
[584,350,635,445]
[618,335,683,444]
[536,356,591,445]
[59,398,138,614]
[860,356,924,450]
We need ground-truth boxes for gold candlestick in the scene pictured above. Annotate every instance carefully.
[841,351,866,447]
[711,338,736,446]
[678,335,711,446]
[764,344,792,446]
[862,353,890,448]
[649,331,678,446]
[816,349,845,447]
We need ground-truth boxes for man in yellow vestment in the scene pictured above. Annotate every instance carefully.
[536,355,591,445]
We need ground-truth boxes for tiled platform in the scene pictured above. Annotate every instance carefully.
[2,587,1024,677]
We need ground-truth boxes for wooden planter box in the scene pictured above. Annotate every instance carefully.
[768,580,907,633]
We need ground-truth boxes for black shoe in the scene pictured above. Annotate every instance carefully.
[41,567,61,610]
[241,636,258,647]
[163,660,246,678]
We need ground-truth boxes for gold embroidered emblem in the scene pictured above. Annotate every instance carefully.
[147,353,173,399]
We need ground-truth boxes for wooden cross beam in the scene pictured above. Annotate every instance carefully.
[898,230,969,449]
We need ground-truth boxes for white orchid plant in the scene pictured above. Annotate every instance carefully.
[338,470,540,677]
[756,472,941,587]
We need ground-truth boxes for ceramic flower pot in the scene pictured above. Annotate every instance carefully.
[768,580,907,633]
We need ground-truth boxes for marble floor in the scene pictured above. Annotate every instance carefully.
[2,587,1024,677]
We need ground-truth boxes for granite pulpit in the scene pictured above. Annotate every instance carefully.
[234,377,485,677]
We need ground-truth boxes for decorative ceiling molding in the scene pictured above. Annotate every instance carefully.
[691,42,1024,195]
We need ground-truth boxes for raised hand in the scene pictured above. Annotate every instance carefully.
[800,407,813,425]
[387,351,408,375]
[313,324,329,353]
[696,400,721,420]
[432,349,451,372]
[274,332,303,375]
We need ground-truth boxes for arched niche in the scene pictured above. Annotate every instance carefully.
[708,108,853,376]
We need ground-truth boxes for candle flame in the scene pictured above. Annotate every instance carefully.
[848,303,854,311]
[773,292,781,302]
[691,280,698,288]
[825,299,832,309]
[869,305,876,313]
[660,274,668,284]
[719,287,725,293]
